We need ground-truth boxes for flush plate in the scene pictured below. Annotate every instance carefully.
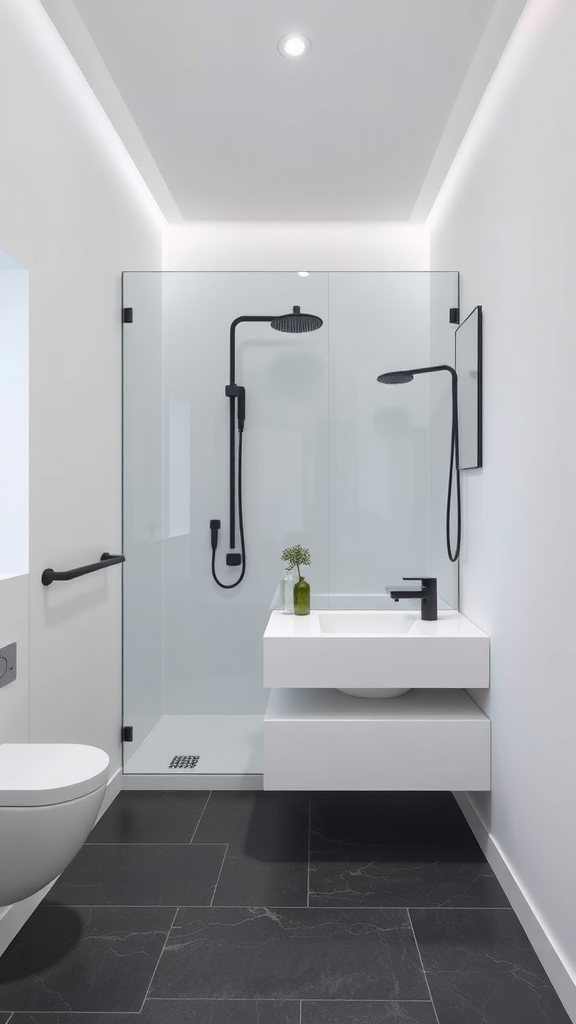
[0,642,17,688]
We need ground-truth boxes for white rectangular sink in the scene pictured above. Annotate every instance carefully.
[318,611,415,635]
[263,609,489,691]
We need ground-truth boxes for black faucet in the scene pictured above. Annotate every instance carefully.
[385,577,438,621]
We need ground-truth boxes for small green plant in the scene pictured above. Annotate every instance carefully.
[281,544,311,580]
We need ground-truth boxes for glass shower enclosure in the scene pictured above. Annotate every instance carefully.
[122,271,458,778]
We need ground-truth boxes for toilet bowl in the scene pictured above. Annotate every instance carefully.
[0,743,109,905]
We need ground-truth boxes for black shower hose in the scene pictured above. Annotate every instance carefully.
[211,430,246,589]
[446,401,462,562]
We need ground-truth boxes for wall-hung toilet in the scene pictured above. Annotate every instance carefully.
[0,743,109,906]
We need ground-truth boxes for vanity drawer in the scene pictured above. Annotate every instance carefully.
[264,688,490,791]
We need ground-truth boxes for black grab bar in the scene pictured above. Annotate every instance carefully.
[41,552,125,586]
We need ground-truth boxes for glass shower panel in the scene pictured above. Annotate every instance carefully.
[327,274,433,606]
[122,273,164,765]
[430,272,460,608]
[123,272,329,775]
[161,273,329,715]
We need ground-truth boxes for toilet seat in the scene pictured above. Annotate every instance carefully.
[0,744,109,806]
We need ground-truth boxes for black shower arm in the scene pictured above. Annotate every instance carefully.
[229,315,277,384]
[399,364,457,384]
[402,365,459,467]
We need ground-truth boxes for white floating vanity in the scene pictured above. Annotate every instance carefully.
[262,608,490,791]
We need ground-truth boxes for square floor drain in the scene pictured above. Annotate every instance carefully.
[168,755,200,769]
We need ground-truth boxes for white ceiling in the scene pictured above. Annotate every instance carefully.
[42,0,527,222]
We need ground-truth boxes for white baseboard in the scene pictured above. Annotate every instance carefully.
[454,793,576,1023]
[0,766,122,958]
[122,773,263,791]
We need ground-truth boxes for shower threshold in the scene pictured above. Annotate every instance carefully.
[123,714,263,777]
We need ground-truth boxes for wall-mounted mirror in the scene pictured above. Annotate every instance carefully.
[455,305,482,469]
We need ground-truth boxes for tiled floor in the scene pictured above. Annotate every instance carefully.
[0,790,571,1023]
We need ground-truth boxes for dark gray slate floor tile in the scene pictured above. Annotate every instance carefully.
[47,843,226,906]
[302,1001,438,1023]
[310,793,401,847]
[151,907,428,1001]
[145,1000,300,1023]
[390,794,479,849]
[411,908,573,1024]
[311,793,477,852]
[9,1000,299,1023]
[0,906,174,1013]
[0,1014,12,1023]
[7,1018,144,1024]
[310,843,509,909]
[87,791,210,843]
[193,792,309,906]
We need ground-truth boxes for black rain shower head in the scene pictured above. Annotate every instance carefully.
[378,371,414,385]
[270,305,323,333]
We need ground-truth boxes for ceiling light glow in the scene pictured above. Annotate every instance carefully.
[278,34,312,59]
[298,271,309,277]
[284,36,305,56]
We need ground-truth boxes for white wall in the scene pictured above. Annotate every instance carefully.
[0,267,28,576]
[163,222,429,272]
[0,0,162,782]
[0,576,30,745]
[429,0,576,1016]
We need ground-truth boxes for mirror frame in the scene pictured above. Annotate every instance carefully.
[455,305,483,469]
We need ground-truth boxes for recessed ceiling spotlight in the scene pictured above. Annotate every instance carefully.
[278,34,312,59]
[298,271,310,277]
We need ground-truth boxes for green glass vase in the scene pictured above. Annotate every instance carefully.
[293,577,310,615]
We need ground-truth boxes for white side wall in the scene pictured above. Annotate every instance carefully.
[429,0,576,1016]
[0,1,161,775]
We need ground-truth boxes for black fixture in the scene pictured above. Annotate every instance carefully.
[377,364,461,563]
[41,552,125,586]
[455,305,482,469]
[270,308,323,333]
[386,576,438,621]
[211,306,323,590]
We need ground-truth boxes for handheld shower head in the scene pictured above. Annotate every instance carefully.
[270,305,323,334]
[377,371,414,385]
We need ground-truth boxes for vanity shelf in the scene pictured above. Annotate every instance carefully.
[264,688,490,791]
